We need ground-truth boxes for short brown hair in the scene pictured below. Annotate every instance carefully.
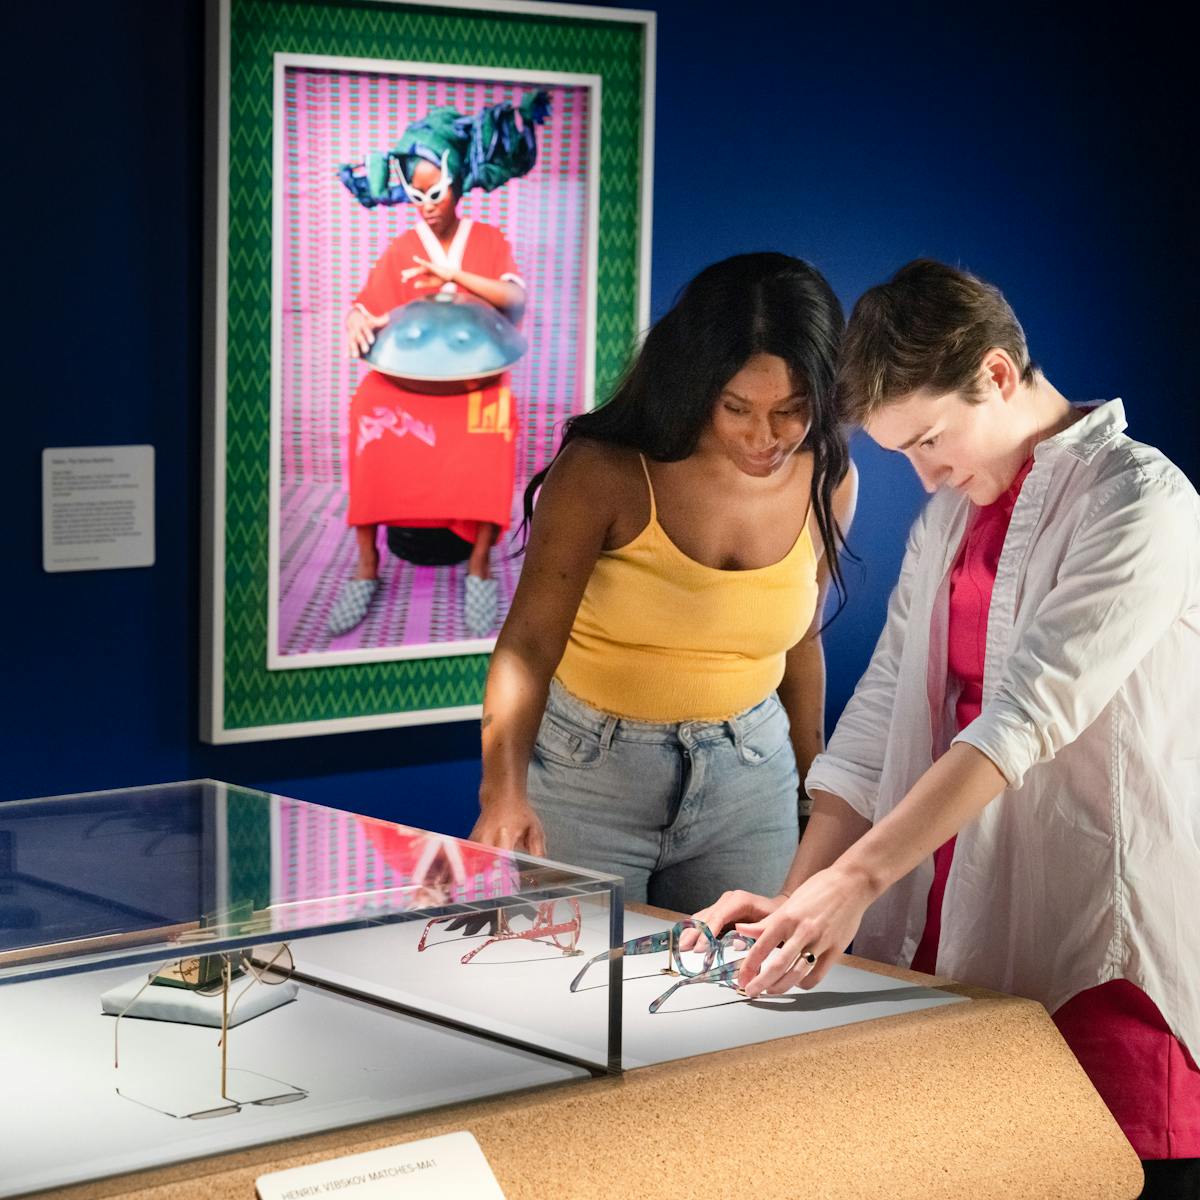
[837,259,1037,425]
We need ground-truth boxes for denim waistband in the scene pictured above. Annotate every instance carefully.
[546,677,778,745]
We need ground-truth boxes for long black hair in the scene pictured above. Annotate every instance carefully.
[522,252,853,610]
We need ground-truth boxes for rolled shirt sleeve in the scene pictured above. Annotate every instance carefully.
[805,504,932,820]
[954,469,1197,789]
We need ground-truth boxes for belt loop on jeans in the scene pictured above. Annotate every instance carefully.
[599,714,618,750]
[725,712,743,754]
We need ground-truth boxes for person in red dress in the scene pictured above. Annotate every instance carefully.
[330,93,548,638]
[692,261,1200,1197]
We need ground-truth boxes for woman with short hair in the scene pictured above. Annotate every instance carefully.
[695,259,1200,1196]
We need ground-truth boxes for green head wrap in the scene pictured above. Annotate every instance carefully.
[340,91,551,209]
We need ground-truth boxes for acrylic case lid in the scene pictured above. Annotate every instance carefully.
[0,778,618,986]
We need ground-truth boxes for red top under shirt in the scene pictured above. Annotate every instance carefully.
[913,456,1200,1160]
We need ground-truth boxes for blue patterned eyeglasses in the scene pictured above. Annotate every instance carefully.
[568,918,754,1012]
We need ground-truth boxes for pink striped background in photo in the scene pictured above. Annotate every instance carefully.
[271,798,522,930]
[275,67,593,659]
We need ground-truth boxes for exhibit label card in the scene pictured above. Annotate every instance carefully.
[255,1131,505,1200]
[42,445,155,572]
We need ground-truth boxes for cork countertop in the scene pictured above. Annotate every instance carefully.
[31,914,1143,1200]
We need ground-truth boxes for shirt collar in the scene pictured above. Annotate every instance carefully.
[1033,398,1127,465]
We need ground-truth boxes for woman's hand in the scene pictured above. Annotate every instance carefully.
[474,443,622,866]
[412,255,458,284]
[346,304,390,356]
[470,794,547,856]
[733,864,874,997]
[677,889,787,951]
[412,256,525,317]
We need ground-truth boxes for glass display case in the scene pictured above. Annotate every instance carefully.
[0,780,622,1197]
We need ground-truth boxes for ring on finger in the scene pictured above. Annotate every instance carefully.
[787,949,817,973]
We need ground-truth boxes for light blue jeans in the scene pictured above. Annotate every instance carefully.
[527,680,800,912]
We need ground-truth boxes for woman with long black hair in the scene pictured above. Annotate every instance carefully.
[469,253,857,911]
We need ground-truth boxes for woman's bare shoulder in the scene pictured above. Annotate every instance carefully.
[548,439,644,493]
[539,440,647,542]
[805,455,859,561]
[833,458,860,529]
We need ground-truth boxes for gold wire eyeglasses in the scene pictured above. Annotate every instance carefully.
[112,943,306,1119]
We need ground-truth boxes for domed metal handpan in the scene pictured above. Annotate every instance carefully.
[363,292,528,383]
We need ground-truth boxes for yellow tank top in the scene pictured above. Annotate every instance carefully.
[555,455,819,721]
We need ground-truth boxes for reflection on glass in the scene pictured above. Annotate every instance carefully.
[0,781,617,987]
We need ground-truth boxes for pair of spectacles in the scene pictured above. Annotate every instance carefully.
[113,944,303,1118]
[115,1068,307,1120]
[417,898,583,963]
[398,149,454,205]
[114,943,295,1057]
[569,919,754,1012]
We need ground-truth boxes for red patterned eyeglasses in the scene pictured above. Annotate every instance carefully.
[417,899,583,964]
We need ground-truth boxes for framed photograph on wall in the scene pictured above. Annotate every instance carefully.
[201,0,654,743]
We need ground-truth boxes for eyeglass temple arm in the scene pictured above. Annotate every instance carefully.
[459,912,578,965]
[220,958,231,1098]
[569,926,674,992]
[648,959,744,1015]
[569,947,614,992]
[416,913,458,951]
[228,943,293,1021]
[113,965,164,1068]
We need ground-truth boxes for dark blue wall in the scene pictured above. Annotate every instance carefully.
[5,2,1193,825]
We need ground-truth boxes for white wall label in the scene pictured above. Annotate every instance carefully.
[42,445,155,572]
[255,1131,505,1200]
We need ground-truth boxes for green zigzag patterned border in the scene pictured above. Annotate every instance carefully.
[220,0,647,733]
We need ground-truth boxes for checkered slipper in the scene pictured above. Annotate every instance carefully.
[464,573,499,637]
[327,578,378,636]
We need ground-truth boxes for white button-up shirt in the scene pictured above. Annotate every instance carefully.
[807,400,1200,1056]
